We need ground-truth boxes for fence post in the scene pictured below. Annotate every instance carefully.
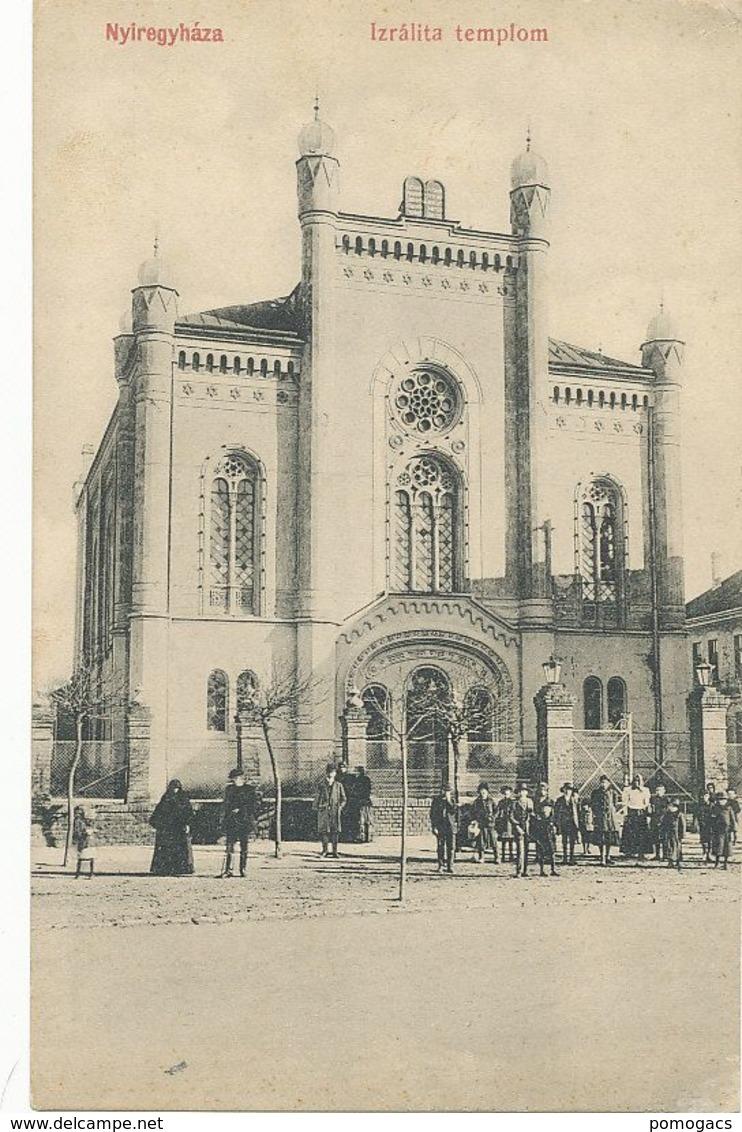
[689,686,731,790]
[341,687,370,769]
[32,700,55,801]
[534,683,576,795]
[126,704,152,802]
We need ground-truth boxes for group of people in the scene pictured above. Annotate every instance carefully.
[429,775,739,877]
[68,764,739,880]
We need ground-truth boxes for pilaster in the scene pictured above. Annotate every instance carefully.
[534,683,576,795]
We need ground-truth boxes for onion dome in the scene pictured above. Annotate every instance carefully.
[644,304,679,342]
[298,98,336,157]
[137,237,175,288]
[510,129,549,189]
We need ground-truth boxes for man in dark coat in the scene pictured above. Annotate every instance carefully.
[222,768,258,878]
[430,784,458,873]
[590,775,619,866]
[553,783,580,865]
[355,767,374,843]
[314,763,347,857]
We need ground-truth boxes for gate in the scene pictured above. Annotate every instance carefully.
[572,727,629,796]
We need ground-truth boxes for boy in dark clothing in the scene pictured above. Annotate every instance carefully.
[222,768,257,877]
[553,783,580,865]
[495,785,516,862]
[650,783,670,860]
[709,793,737,869]
[531,800,559,876]
[430,784,458,873]
[472,781,498,863]
[658,799,685,870]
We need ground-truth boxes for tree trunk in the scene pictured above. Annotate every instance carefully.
[262,719,282,859]
[399,732,409,902]
[451,734,460,802]
[64,715,84,867]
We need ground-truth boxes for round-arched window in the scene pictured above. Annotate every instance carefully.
[392,368,461,435]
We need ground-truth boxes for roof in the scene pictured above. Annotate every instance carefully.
[180,287,302,335]
[548,338,650,377]
[180,291,648,378]
[687,570,742,619]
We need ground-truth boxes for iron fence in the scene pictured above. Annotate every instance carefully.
[49,741,128,799]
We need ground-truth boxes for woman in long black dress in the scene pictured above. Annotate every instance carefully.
[149,779,195,875]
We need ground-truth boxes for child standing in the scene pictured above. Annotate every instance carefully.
[658,799,685,870]
[709,792,737,869]
[495,785,516,863]
[531,800,559,877]
[472,781,499,864]
[72,806,95,879]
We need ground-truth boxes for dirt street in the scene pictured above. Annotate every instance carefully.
[31,836,740,1111]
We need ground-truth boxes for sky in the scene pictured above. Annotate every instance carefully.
[34,0,742,688]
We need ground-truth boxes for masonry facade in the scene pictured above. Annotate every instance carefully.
[72,109,690,802]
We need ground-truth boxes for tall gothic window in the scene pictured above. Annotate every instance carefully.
[607,676,627,725]
[578,478,625,609]
[406,666,450,771]
[362,684,392,768]
[392,455,461,593]
[236,669,258,716]
[207,670,228,732]
[584,677,603,730]
[208,453,259,614]
[465,686,495,768]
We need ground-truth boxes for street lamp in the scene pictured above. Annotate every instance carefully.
[234,712,244,772]
[695,659,714,688]
[542,655,562,686]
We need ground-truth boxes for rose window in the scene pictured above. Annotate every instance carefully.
[393,369,460,434]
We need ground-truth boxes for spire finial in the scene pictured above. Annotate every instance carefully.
[313,94,320,120]
[526,121,531,152]
[153,219,160,259]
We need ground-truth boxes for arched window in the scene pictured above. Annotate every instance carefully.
[578,478,625,608]
[465,687,495,768]
[178,350,186,370]
[406,666,450,771]
[207,670,228,731]
[206,353,214,373]
[392,455,461,594]
[362,684,392,768]
[584,677,603,730]
[208,452,260,614]
[236,669,258,715]
[219,355,228,373]
[192,352,201,372]
[607,677,627,725]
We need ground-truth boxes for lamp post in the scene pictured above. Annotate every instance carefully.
[542,655,563,686]
[234,712,243,772]
[695,659,713,688]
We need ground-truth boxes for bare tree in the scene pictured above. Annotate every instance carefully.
[242,665,326,860]
[364,674,502,900]
[47,657,127,866]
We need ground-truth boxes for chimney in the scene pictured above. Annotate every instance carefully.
[711,551,723,589]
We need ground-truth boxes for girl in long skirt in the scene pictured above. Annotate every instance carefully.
[658,800,685,870]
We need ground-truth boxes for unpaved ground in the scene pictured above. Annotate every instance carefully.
[31,834,739,930]
[31,836,740,1112]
